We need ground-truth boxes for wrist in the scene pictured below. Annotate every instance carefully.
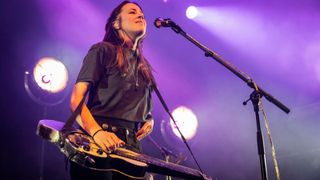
[92,129,104,139]
[87,125,103,136]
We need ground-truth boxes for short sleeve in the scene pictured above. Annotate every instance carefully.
[76,44,108,85]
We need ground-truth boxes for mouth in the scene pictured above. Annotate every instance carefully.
[135,20,144,24]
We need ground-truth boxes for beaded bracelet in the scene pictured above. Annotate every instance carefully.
[92,129,104,139]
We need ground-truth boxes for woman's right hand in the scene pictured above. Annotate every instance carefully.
[92,130,125,152]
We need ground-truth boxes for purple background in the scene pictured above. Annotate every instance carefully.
[1,0,320,179]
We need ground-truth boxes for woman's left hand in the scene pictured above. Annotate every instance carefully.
[136,119,154,141]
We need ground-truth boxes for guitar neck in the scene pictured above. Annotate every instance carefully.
[114,149,205,180]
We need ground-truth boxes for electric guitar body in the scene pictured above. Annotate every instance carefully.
[36,119,211,180]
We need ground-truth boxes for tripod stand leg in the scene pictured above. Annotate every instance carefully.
[39,139,45,180]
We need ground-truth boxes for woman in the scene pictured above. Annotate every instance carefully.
[69,1,155,179]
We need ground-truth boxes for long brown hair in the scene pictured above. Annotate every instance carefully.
[103,1,154,85]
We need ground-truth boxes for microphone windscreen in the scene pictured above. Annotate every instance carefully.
[154,18,163,28]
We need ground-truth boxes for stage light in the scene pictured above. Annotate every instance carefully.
[24,57,69,106]
[186,6,198,19]
[33,57,68,93]
[169,106,198,140]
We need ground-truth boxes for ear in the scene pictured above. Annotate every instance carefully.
[113,20,120,30]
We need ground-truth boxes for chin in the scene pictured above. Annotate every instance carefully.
[134,29,146,39]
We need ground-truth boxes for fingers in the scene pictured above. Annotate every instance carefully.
[93,131,125,152]
[105,133,125,151]
[136,127,150,139]
[109,133,125,148]
[136,130,150,140]
[136,121,153,141]
[136,134,144,141]
[135,129,143,137]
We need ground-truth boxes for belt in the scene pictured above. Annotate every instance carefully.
[101,121,139,147]
[95,117,139,130]
[95,117,139,140]
[93,117,142,152]
[101,123,134,136]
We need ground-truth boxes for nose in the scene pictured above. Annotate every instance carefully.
[137,13,144,20]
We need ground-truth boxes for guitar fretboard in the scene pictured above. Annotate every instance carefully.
[113,148,203,178]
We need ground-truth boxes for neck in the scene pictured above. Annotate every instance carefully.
[118,30,142,51]
[132,39,139,51]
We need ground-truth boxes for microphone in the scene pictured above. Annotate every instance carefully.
[154,18,175,28]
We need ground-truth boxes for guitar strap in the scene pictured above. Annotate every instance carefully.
[61,91,88,134]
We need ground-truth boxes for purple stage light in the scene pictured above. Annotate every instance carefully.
[186,6,198,19]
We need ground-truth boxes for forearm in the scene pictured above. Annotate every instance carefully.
[78,105,102,136]
[70,82,102,136]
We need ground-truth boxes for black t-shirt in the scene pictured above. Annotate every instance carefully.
[76,42,152,123]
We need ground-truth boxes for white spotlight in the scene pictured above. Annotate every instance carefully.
[33,57,68,93]
[170,106,198,140]
[186,6,198,19]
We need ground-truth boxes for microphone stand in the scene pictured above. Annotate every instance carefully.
[158,20,290,180]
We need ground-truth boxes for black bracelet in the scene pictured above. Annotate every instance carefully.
[92,129,104,139]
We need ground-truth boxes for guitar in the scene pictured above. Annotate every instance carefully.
[36,119,211,179]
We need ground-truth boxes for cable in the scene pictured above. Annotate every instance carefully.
[253,83,281,180]
[153,85,204,173]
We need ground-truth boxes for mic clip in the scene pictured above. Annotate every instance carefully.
[154,18,183,34]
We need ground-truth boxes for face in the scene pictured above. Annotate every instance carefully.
[115,3,146,41]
